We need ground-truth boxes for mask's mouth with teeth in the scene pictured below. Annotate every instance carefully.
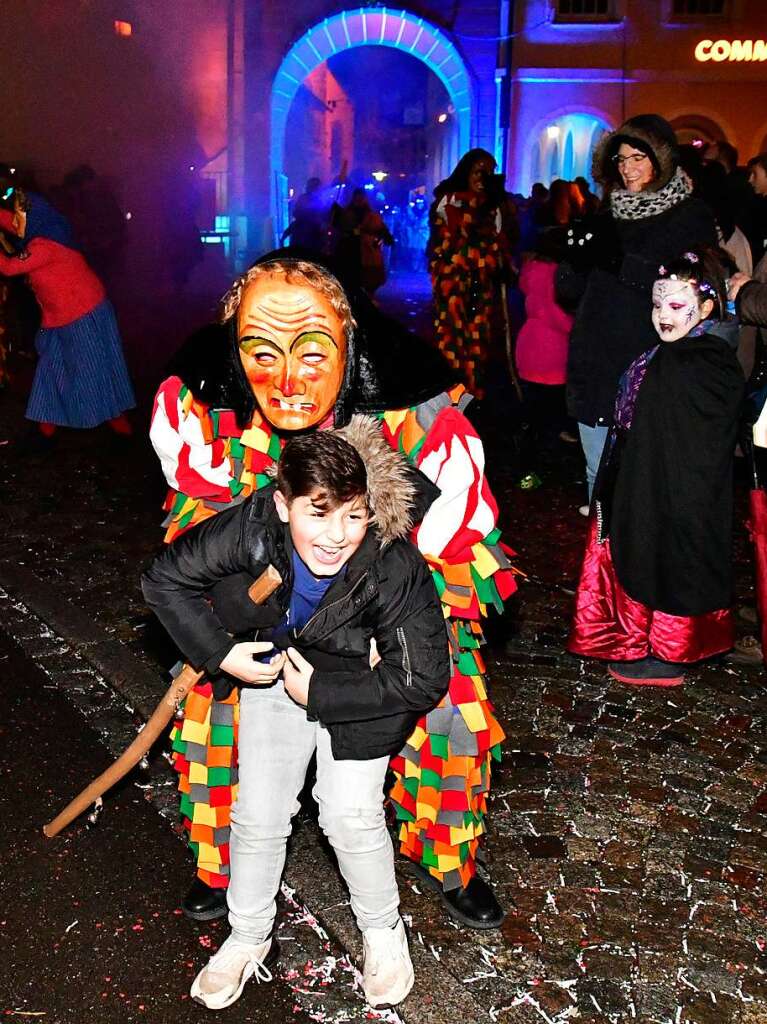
[269,397,316,412]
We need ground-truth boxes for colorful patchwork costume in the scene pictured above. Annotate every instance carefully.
[151,375,516,892]
[149,254,517,905]
[430,190,509,401]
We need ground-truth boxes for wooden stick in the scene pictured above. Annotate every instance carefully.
[43,564,282,838]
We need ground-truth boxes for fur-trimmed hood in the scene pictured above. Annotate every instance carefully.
[593,114,678,193]
[335,415,420,544]
[264,413,433,545]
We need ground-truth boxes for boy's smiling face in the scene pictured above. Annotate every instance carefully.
[237,273,347,431]
[274,488,369,576]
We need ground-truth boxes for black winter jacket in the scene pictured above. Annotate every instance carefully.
[141,487,451,761]
[558,197,717,426]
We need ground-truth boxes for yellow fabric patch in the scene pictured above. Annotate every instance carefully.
[189,761,208,786]
[180,719,212,746]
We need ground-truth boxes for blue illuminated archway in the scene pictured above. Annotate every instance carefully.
[270,7,474,238]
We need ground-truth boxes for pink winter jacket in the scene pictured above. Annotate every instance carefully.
[515,259,573,385]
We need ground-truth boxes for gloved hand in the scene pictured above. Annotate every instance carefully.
[564,215,621,274]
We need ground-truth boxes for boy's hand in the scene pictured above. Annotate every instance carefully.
[219,642,285,684]
[283,647,314,707]
[369,637,381,669]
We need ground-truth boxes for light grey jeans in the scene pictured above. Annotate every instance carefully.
[228,680,399,945]
[578,422,609,501]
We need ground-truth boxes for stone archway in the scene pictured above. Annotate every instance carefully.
[269,6,474,238]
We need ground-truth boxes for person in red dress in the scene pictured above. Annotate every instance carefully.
[0,187,134,445]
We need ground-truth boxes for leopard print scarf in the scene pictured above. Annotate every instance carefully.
[610,167,692,221]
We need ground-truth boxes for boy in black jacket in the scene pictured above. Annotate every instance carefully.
[142,420,450,1012]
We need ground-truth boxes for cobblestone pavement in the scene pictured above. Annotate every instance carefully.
[2,278,767,1022]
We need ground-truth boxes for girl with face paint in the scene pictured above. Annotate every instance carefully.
[568,249,744,687]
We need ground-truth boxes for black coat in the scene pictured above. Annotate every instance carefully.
[141,488,451,761]
[597,322,743,617]
[558,197,717,426]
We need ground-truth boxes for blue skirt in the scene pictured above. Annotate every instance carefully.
[26,299,136,428]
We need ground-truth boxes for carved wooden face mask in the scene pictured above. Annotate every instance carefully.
[237,273,347,431]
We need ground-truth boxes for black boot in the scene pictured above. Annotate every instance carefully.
[181,877,228,922]
[409,863,505,930]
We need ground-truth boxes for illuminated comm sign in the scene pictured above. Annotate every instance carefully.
[695,39,767,62]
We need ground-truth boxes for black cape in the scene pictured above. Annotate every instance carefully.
[606,322,743,617]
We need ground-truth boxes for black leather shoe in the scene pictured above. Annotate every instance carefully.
[409,863,505,929]
[181,877,229,922]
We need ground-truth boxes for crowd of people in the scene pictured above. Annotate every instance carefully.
[5,112,767,1012]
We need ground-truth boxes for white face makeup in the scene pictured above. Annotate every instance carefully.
[651,280,702,342]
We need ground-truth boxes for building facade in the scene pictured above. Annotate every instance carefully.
[2,1,765,268]
[508,0,767,193]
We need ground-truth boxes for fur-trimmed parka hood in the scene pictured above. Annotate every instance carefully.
[335,415,425,545]
[593,114,679,193]
[265,413,438,545]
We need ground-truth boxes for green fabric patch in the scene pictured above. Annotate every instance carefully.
[421,845,440,869]
[394,805,416,822]
[267,432,282,460]
[207,766,232,788]
[177,508,196,530]
[210,724,235,747]
[229,437,245,460]
[401,776,420,797]
[485,526,502,545]
[457,623,480,649]
[210,410,220,437]
[172,732,187,755]
[179,793,194,821]
[491,742,503,763]
[255,473,272,490]
[171,491,189,515]
[456,649,481,677]
[420,768,442,791]
[431,571,446,598]
[429,733,449,760]
[471,564,504,613]
[229,478,244,498]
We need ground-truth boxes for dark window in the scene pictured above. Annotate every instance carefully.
[553,0,618,21]
[671,0,727,14]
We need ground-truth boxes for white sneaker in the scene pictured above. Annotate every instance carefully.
[578,504,590,517]
[362,918,414,1009]
[190,934,275,1010]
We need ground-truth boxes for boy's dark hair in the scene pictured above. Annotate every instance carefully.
[657,246,731,320]
[748,153,767,176]
[276,432,367,511]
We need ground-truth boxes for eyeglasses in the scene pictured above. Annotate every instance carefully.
[613,153,649,167]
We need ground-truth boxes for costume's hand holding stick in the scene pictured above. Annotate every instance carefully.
[43,565,282,838]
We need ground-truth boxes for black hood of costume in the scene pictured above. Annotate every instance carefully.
[166,247,458,429]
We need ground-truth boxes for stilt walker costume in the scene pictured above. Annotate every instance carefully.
[429,150,510,401]
[150,254,517,928]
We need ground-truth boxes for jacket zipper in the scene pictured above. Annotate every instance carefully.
[396,626,413,686]
[595,498,604,544]
[295,572,370,641]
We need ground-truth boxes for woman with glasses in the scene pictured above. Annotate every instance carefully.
[556,115,717,512]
